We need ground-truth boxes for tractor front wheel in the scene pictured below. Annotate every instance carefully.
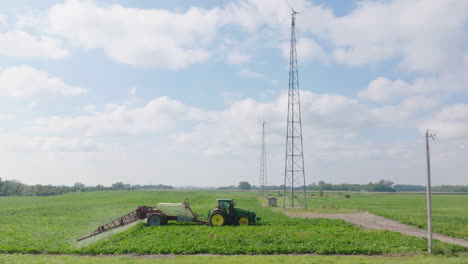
[237,215,250,226]
[147,214,164,226]
[209,211,226,226]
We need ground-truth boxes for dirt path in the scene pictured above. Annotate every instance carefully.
[286,212,468,248]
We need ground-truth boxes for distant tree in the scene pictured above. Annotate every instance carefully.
[132,184,173,190]
[111,182,125,190]
[393,184,426,192]
[432,185,468,192]
[318,181,332,190]
[238,181,252,190]
[217,185,237,190]
[307,181,364,191]
[73,182,85,190]
[366,179,396,192]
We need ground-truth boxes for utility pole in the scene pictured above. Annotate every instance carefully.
[425,130,436,253]
[259,121,267,196]
[283,10,307,209]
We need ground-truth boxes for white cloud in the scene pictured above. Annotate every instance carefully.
[20,0,467,74]
[163,91,456,177]
[44,0,219,70]
[282,37,327,63]
[221,0,291,32]
[226,49,250,64]
[359,74,468,103]
[230,0,468,74]
[420,104,468,140]
[26,91,431,151]
[0,66,86,98]
[26,97,201,136]
[326,0,468,73]
[163,92,467,185]
[359,77,412,102]
[0,30,69,59]
[0,133,98,152]
[171,91,428,158]
[172,97,283,157]
[370,96,440,125]
[221,90,245,105]
[83,105,96,112]
[15,13,44,29]
[239,68,263,78]
[0,15,6,27]
[297,38,327,62]
[17,0,326,69]
[301,92,374,129]
[0,114,15,121]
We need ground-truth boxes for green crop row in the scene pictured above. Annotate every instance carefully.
[1,254,468,264]
[80,219,460,255]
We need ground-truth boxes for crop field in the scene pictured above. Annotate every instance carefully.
[0,190,466,257]
[292,192,468,240]
[1,254,468,264]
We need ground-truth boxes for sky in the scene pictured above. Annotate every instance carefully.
[0,0,467,187]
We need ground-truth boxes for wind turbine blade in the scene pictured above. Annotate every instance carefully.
[286,0,296,13]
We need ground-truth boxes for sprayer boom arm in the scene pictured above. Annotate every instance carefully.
[77,206,157,241]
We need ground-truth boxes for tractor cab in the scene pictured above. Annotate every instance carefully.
[215,199,235,221]
[217,199,234,211]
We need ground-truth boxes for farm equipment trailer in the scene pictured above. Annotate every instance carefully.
[77,199,260,241]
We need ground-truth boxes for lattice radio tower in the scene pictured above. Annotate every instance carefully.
[259,121,267,196]
[283,10,307,209]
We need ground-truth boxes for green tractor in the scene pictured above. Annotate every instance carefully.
[208,199,260,226]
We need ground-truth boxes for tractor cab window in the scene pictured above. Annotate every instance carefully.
[218,200,235,216]
[219,201,232,209]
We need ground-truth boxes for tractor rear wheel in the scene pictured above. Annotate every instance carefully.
[147,214,164,226]
[237,215,250,226]
[209,211,227,226]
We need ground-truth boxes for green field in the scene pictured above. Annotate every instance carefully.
[0,190,466,256]
[289,192,468,240]
[1,254,468,264]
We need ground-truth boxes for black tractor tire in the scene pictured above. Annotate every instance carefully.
[147,214,164,226]
[237,214,250,226]
[209,210,227,226]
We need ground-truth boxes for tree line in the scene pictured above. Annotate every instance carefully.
[220,180,468,193]
[0,178,173,197]
[2,178,467,197]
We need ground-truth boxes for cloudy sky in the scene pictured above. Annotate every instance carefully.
[1,0,467,187]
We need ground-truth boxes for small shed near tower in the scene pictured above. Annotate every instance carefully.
[268,197,277,207]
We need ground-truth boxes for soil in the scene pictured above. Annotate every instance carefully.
[285,211,468,248]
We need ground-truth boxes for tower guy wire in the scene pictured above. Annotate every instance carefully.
[259,121,267,196]
[283,10,307,209]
